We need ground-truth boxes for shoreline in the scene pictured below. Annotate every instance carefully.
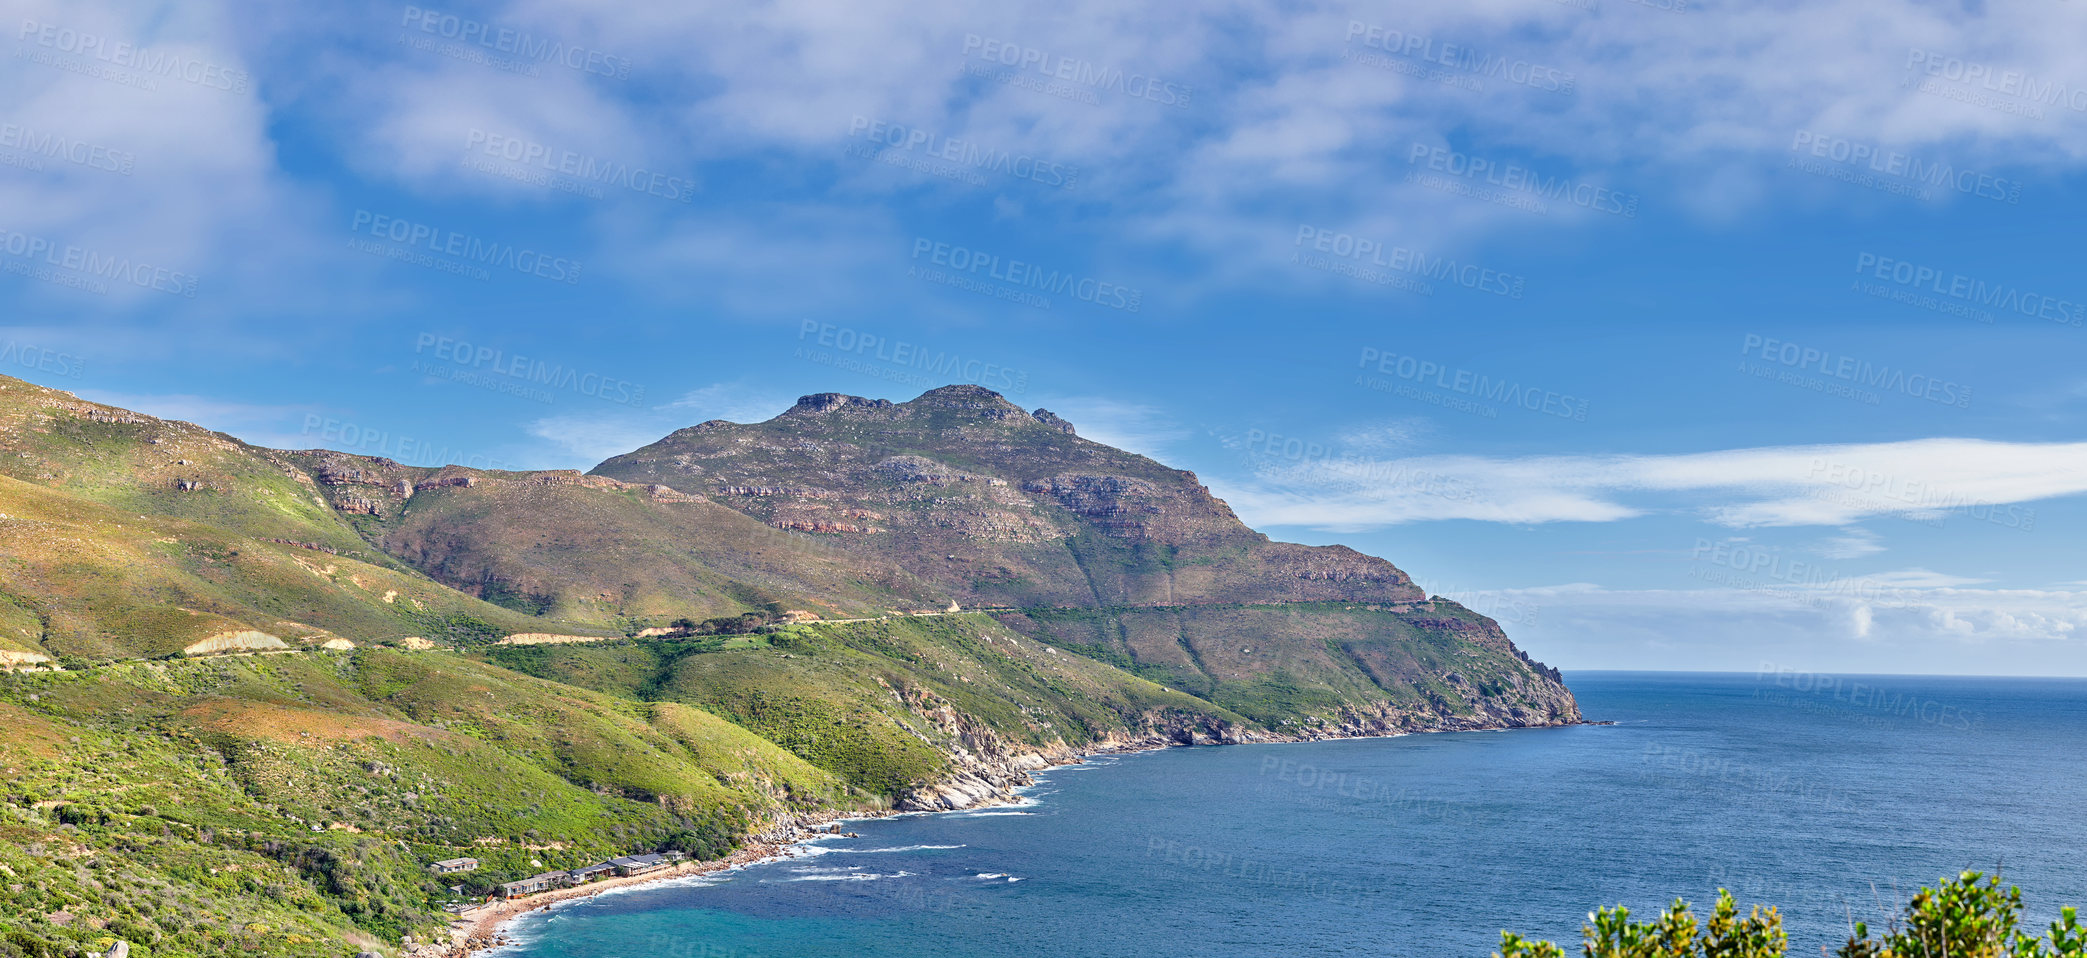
[428,716,1588,958]
[410,807,894,958]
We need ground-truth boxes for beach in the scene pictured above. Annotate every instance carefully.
[410,816,879,958]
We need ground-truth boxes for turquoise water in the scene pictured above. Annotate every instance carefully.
[496,672,2087,957]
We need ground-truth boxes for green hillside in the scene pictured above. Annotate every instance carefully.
[995,599,1578,728]
[0,374,1585,958]
[482,614,1255,800]
[0,649,850,958]
[0,476,560,663]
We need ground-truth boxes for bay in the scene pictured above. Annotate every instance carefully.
[496,672,2087,957]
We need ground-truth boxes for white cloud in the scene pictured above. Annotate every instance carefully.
[14,0,2087,312]
[1851,603,1874,639]
[0,0,339,312]
[1216,438,2087,530]
[1818,528,1884,559]
[1034,396,1191,459]
[1484,582,2087,675]
[1823,569,1991,590]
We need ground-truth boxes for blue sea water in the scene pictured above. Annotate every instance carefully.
[496,672,2087,957]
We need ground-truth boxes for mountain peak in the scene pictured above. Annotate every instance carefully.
[779,386,1035,422]
[907,384,1023,409]
[787,393,895,415]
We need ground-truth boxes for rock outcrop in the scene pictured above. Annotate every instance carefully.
[182,631,290,656]
[1032,409,1075,435]
[496,633,612,646]
[0,649,54,670]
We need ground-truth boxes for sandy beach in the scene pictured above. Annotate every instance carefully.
[408,817,879,958]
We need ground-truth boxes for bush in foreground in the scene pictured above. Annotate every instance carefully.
[1498,872,2083,958]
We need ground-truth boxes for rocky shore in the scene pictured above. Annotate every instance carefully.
[894,694,1586,812]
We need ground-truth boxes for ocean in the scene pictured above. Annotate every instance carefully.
[492,672,2087,957]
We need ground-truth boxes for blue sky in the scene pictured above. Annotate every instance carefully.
[7,0,2087,675]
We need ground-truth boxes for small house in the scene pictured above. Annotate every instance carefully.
[568,862,616,884]
[608,854,668,877]
[498,871,570,898]
[429,857,479,875]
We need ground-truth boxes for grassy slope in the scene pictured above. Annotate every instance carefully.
[274,450,934,628]
[0,378,603,661]
[0,650,854,958]
[0,381,372,558]
[995,599,1578,727]
[483,614,1252,797]
[0,477,564,661]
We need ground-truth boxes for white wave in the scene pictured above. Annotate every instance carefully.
[777,843,840,861]
[782,870,913,882]
[837,844,966,854]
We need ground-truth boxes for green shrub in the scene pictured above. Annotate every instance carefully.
[1499,876,2082,958]
[1835,872,2084,958]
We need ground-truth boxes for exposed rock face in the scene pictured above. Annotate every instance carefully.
[1021,475,1164,538]
[1032,409,1075,435]
[719,485,828,498]
[891,684,1082,811]
[0,650,54,670]
[182,631,289,655]
[771,519,877,534]
[293,453,695,522]
[496,633,611,646]
[789,393,894,415]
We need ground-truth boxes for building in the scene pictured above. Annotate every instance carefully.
[429,857,479,875]
[497,872,570,898]
[567,862,616,884]
[608,854,669,877]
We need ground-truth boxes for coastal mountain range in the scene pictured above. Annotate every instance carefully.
[0,375,1578,958]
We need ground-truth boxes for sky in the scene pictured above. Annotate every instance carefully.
[5,0,2087,676]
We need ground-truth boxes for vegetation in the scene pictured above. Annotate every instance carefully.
[1497,874,2083,958]
[0,650,853,958]
[0,376,1589,956]
[1002,599,1563,727]
[483,613,1249,798]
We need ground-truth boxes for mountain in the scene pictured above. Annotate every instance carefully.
[0,374,1579,958]
[591,385,1576,729]
[594,386,1424,610]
